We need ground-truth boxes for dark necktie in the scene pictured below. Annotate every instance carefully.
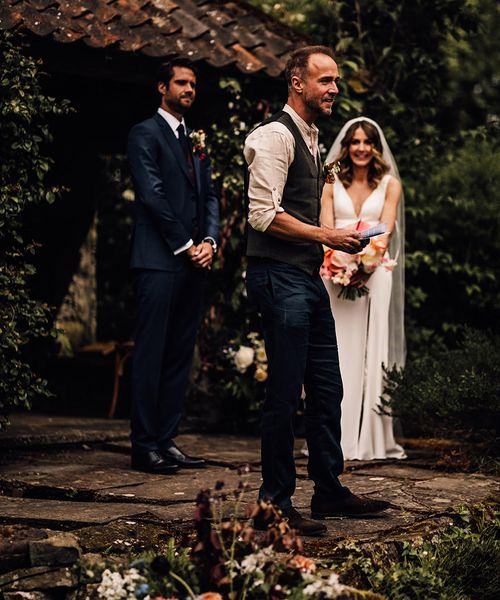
[177,124,199,238]
[177,124,192,163]
[177,123,196,188]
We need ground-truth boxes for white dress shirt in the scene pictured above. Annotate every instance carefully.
[244,104,320,232]
[157,107,187,138]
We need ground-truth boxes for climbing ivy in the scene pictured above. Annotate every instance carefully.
[0,31,72,425]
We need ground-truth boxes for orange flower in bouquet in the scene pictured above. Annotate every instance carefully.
[321,221,397,300]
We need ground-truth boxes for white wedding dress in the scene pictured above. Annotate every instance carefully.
[323,174,406,460]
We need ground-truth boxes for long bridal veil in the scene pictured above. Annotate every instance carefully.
[326,117,406,370]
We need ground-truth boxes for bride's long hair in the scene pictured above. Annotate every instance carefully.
[336,120,389,189]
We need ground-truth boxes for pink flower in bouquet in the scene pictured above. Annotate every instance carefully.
[360,237,386,272]
[320,244,358,281]
[321,221,395,300]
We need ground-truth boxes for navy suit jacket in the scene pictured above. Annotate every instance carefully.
[128,113,219,271]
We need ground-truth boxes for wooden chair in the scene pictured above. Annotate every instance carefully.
[77,341,134,418]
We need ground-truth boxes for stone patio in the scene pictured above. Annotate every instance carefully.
[0,413,498,565]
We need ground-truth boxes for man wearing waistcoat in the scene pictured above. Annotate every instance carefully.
[245,46,389,535]
[128,58,219,475]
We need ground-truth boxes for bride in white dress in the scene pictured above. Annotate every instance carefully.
[321,117,406,460]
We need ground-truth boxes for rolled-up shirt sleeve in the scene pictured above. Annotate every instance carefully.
[244,124,295,232]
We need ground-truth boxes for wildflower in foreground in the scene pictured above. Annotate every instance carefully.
[303,572,344,597]
[288,554,317,573]
[97,568,146,600]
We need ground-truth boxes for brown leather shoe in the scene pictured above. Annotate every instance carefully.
[283,507,327,536]
[311,492,390,519]
[253,505,326,536]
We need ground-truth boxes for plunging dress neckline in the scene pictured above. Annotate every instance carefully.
[343,184,377,219]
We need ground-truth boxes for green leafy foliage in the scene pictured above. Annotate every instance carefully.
[334,505,500,600]
[0,31,72,422]
[382,328,500,449]
[441,0,500,131]
[404,131,500,339]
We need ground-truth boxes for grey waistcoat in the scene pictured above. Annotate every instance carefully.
[245,111,324,275]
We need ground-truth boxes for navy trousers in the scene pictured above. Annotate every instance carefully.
[131,266,206,452]
[246,259,349,508]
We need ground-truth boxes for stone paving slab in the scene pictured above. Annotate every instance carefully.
[346,464,440,480]
[0,465,263,506]
[0,496,169,527]
[0,415,129,449]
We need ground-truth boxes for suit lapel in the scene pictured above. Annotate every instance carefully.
[188,128,201,193]
[154,113,195,189]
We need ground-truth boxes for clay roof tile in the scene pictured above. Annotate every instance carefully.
[203,36,236,68]
[19,4,59,36]
[0,5,23,30]
[1,0,307,78]
[170,8,209,39]
[231,42,265,74]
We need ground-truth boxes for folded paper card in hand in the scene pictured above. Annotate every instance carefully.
[358,223,387,239]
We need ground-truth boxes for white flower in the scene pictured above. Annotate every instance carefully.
[234,346,254,372]
[122,189,135,202]
[239,547,274,574]
[97,568,146,600]
[189,129,206,151]
[332,264,357,286]
[302,572,343,597]
[383,258,398,271]
[360,244,381,271]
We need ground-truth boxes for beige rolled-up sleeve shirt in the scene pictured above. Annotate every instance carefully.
[244,104,320,232]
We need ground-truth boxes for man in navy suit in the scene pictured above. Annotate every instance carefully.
[128,58,219,474]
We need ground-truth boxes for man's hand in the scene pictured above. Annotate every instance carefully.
[187,242,213,269]
[321,227,369,254]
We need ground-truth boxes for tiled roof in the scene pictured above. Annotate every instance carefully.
[0,0,305,77]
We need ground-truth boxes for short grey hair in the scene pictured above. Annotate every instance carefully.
[284,45,335,89]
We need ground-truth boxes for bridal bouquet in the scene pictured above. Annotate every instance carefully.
[320,222,397,300]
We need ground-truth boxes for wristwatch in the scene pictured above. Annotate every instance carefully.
[203,237,217,254]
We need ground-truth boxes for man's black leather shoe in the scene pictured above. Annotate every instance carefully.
[311,492,390,519]
[131,450,180,474]
[160,444,206,468]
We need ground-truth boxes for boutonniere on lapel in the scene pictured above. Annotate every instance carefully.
[189,129,207,160]
[323,160,341,184]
